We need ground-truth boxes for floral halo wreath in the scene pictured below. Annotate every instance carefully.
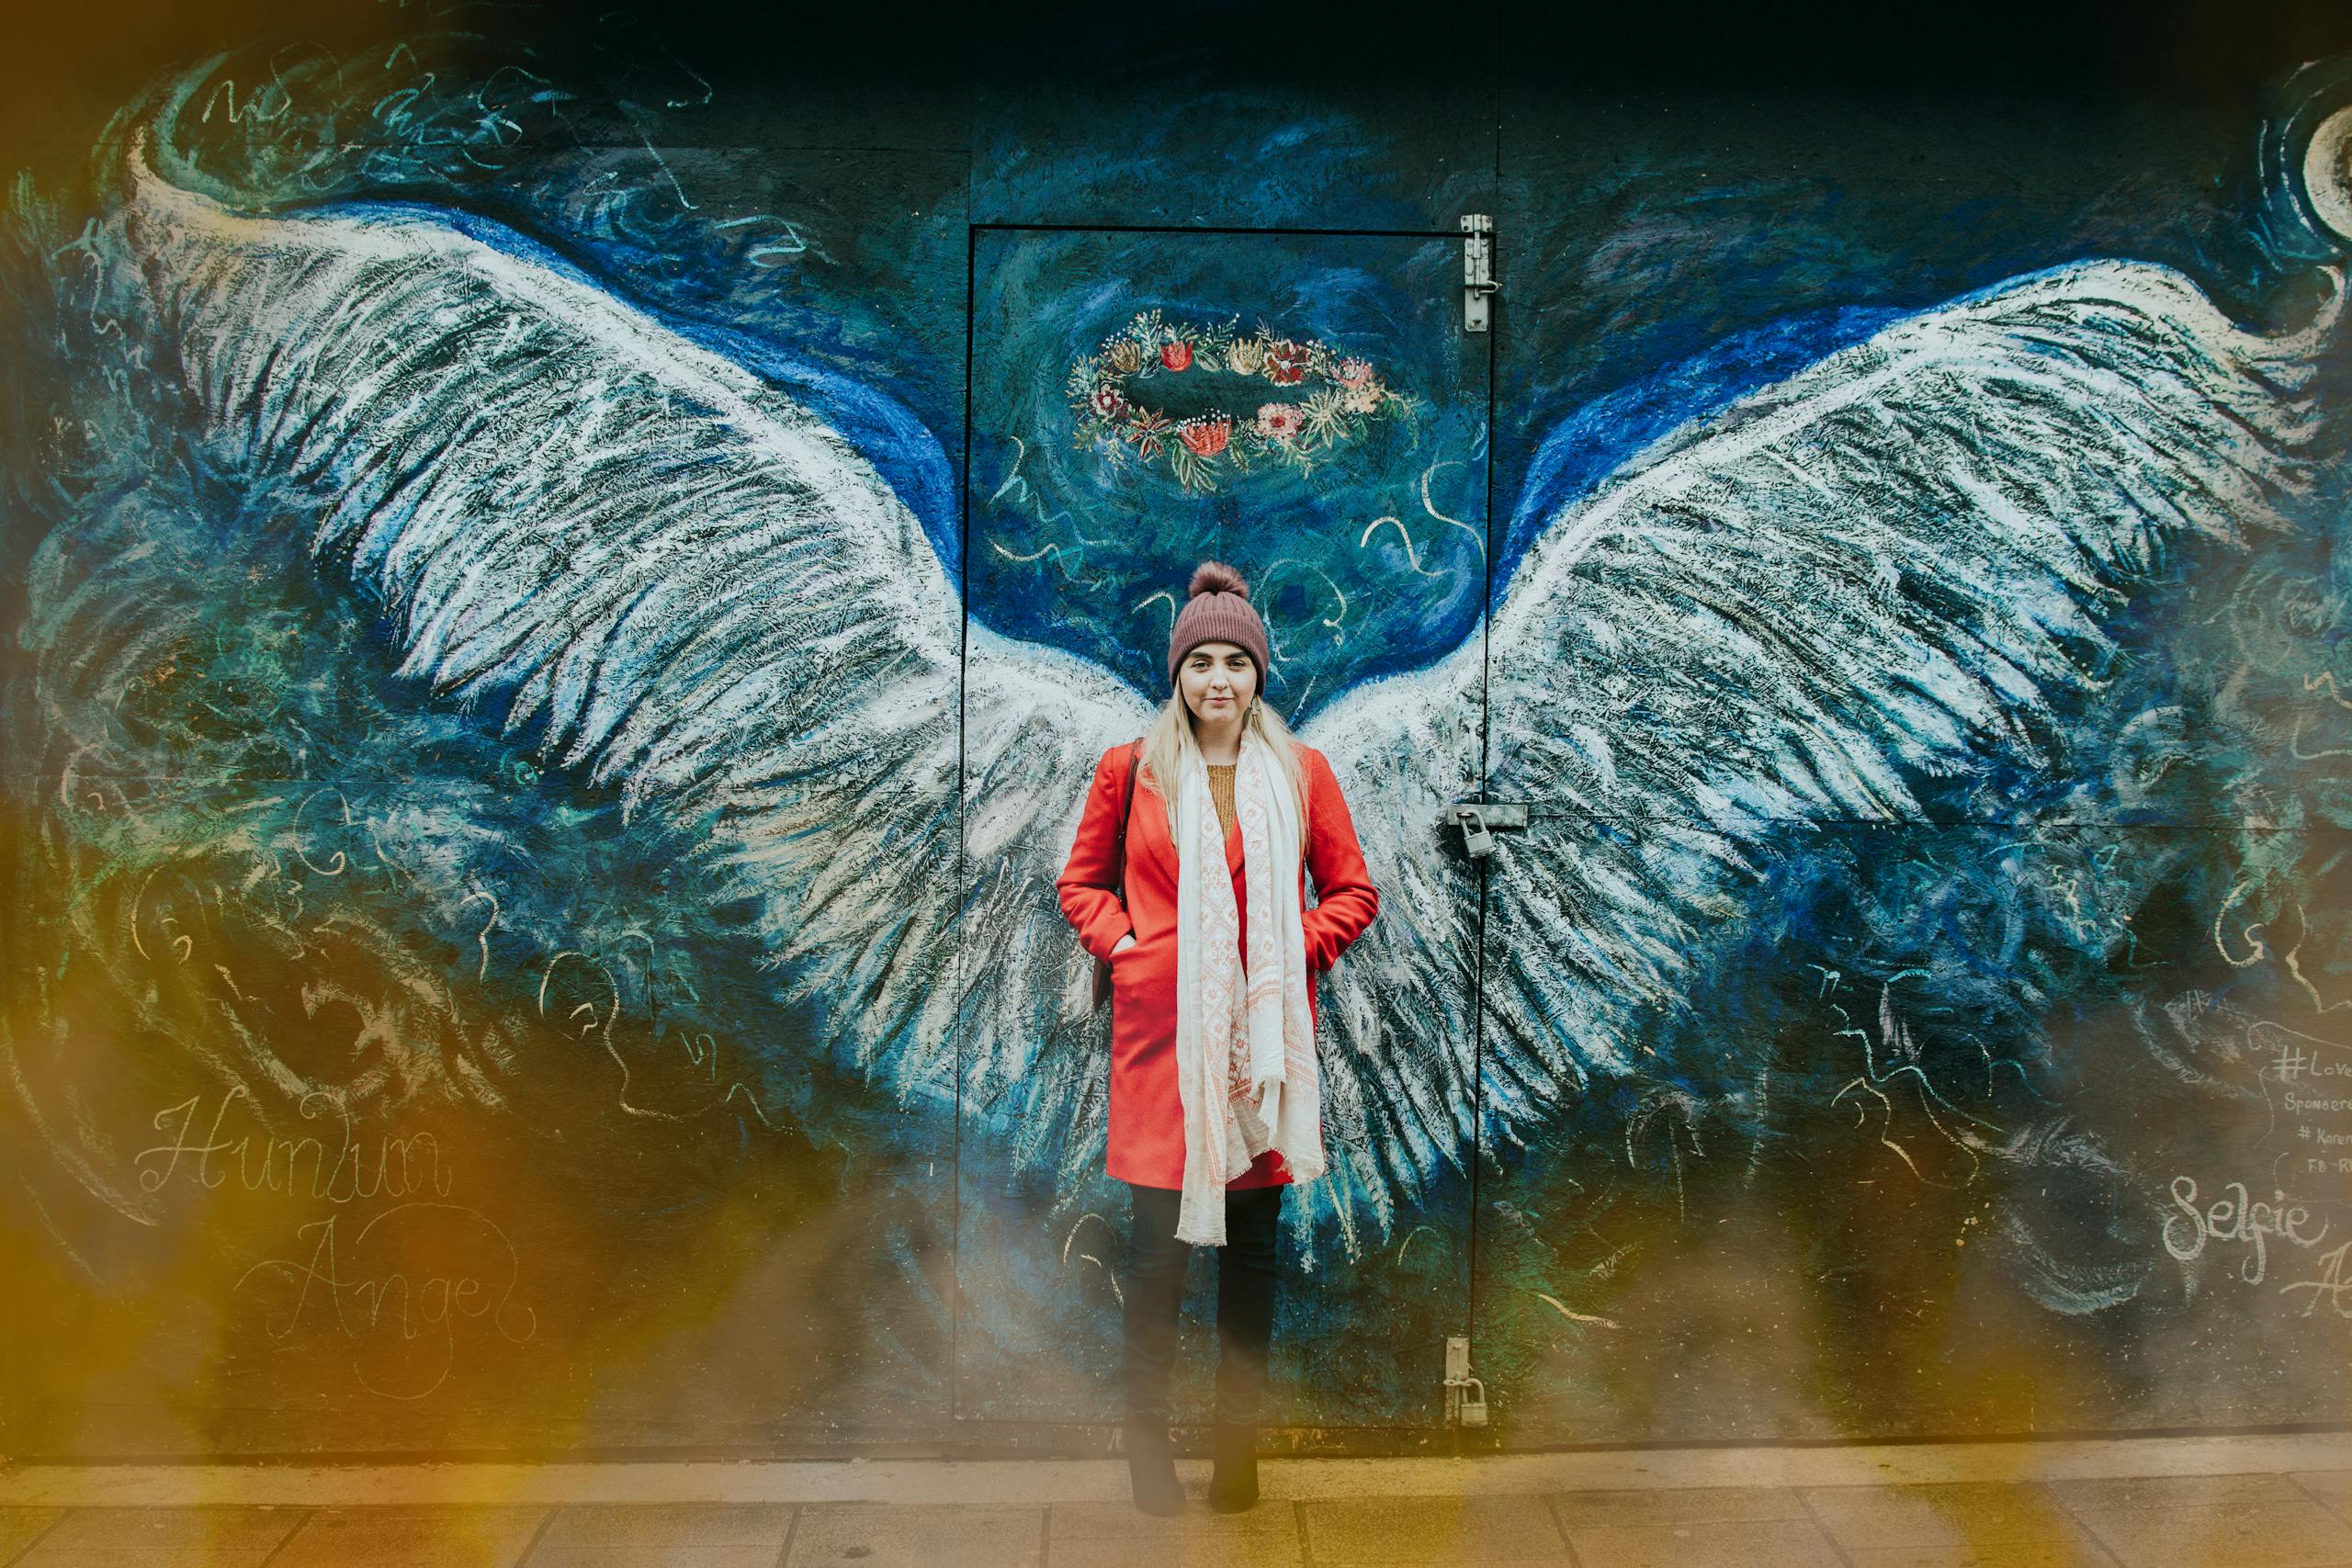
[1066,307,1423,491]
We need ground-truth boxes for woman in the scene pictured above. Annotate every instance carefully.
[1057,560,1380,1516]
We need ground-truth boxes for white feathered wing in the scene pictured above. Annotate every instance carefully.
[113,133,2345,1266]
[1301,256,2343,1247]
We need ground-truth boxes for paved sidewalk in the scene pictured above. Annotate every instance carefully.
[2,1433,2348,1565]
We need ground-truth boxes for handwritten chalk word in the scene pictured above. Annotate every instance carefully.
[2271,1041,2352,1081]
[232,1201,537,1401]
[134,1088,454,1206]
[2163,1175,2331,1286]
[2281,1241,2352,1317]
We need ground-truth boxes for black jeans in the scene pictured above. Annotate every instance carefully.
[1121,1180,1285,1425]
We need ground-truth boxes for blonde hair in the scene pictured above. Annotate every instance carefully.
[1136,670,1308,862]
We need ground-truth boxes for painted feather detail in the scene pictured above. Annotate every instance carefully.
[112,133,1152,1161]
[1303,257,2343,1233]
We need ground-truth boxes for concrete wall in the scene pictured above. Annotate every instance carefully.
[6,2,2352,1457]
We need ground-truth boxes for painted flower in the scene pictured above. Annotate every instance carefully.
[1263,339,1309,385]
[1090,384,1128,422]
[1343,379,1385,413]
[1159,338,1193,371]
[1123,408,1172,459]
[1108,339,1143,375]
[1177,415,1231,457]
[1255,402,1306,443]
[1227,339,1263,376]
[1335,355,1374,388]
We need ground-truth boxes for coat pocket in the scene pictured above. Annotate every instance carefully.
[1107,933,1152,1001]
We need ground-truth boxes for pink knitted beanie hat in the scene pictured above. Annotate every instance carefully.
[1166,561,1272,686]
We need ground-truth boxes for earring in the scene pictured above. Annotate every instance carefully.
[1248,695,1261,720]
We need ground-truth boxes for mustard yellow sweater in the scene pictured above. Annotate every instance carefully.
[1206,761,1238,840]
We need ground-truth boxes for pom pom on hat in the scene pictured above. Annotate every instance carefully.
[1167,558,1272,685]
[1188,561,1250,600]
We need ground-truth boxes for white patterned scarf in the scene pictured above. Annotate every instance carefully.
[1170,727,1324,1246]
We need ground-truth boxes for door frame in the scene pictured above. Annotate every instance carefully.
[953,218,1503,1438]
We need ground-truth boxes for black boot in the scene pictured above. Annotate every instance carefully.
[1123,1414,1185,1516]
[1206,1420,1259,1511]
[1207,1185,1281,1513]
[1120,1185,1191,1516]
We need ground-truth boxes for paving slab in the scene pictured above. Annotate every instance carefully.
[524,1549,784,1568]
[272,1547,535,1568]
[0,1507,63,1559]
[781,1502,1045,1568]
[1052,1530,1306,1568]
[15,1551,280,1568]
[266,1504,550,1568]
[531,1503,797,1549]
[22,1504,302,1553]
[2047,1473,2312,1514]
[1802,1482,2085,1550]
[1046,1499,1300,1540]
[1843,1541,2120,1568]
[1550,1486,1809,1529]
[1556,1515,1845,1568]
[2290,1469,2352,1520]
[1297,1495,1569,1563]
[1045,1496,1306,1566]
[2066,1496,2352,1568]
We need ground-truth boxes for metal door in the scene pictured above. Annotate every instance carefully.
[956,223,1495,1432]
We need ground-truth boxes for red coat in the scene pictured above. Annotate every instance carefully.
[1057,741,1380,1190]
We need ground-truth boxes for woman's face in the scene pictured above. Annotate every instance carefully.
[1177,640,1258,726]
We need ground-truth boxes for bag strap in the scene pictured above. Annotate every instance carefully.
[1110,739,1140,906]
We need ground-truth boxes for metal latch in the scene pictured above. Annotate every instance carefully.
[1443,800,1526,858]
[1460,214,1497,333]
[1444,1335,1488,1426]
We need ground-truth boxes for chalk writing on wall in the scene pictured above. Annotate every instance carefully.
[133,1089,534,1401]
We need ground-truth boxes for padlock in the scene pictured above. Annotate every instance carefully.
[1454,804,1495,859]
[1457,1376,1487,1427]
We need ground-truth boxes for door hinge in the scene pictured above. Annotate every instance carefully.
[1442,800,1527,859]
[1460,214,1497,333]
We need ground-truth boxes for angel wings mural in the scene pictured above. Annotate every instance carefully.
[9,32,2352,1437]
